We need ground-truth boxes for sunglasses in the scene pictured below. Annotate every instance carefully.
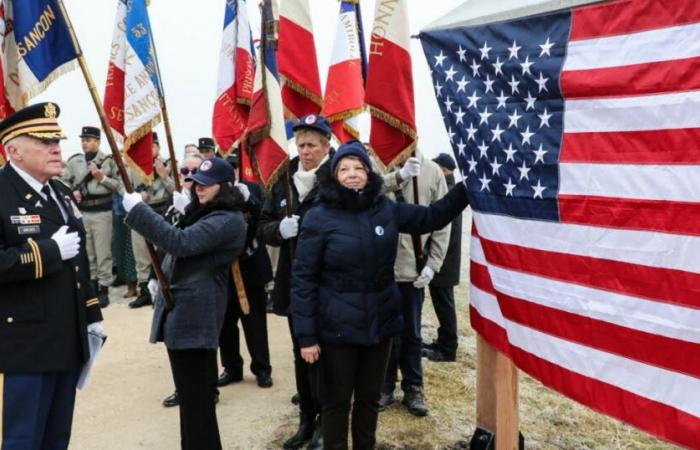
[180,167,197,176]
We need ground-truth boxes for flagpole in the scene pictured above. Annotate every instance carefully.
[56,0,175,310]
[147,30,182,192]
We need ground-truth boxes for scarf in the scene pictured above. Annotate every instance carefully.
[293,153,329,202]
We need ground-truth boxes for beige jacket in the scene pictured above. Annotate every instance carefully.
[385,152,450,282]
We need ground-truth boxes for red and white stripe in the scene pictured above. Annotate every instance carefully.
[366,0,416,169]
[212,0,255,155]
[471,0,700,446]
[278,0,322,119]
[323,1,365,143]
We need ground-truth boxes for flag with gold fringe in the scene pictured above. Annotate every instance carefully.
[366,0,416,169]
[323,0,367,143]
[246,0,288,189]
[103,0,161,183]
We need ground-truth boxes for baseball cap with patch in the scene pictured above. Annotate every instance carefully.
[79,126,101,139]
[292,114,331,138]
[186,157,236,186]
[0,102,67,145]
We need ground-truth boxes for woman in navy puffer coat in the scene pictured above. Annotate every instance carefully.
[291,140,469,450]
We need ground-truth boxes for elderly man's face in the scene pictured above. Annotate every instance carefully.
[295,130,330,171]
[7,136,63,183]
[181,156,202,190]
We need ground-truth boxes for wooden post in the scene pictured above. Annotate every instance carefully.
[476,335,520,449]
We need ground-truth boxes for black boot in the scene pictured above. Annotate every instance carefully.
[283,413,315,449]
[128,282,152,308]
[306,418,323,450]
[98,285,110,308]
[402,385,429,417]
[162,391,179,407]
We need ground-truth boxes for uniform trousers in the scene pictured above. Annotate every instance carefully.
[383,282,425,393]
[83,210,113,287]
[427,285,458,358]
[288,318,321,418]
[219,285,271,377]
[130,230,151,284]
[0,369,80,450]
[320,340,392,450]
[167,348,221,450]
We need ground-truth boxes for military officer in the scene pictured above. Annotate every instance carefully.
[198,137,217,159]
[129,132,175,308]
[0,102,103,449]
[63,126,120,307]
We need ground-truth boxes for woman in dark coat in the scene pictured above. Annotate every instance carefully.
[290,141,469,449]
[122,157,247,450]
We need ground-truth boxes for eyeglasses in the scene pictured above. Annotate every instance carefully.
[180,167,197,176]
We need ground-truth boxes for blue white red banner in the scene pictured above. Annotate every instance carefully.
[421,0,700,446]
[103,0,161,181]
[212,0,255,156]
[323,0,366,143]
[247,0,288,189]
[2,0,76,109]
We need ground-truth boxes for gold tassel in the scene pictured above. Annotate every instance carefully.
[280,76,323,107]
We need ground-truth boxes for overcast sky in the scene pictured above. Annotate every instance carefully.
[33,0,464,161]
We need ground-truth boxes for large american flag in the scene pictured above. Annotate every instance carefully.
[420,0,700,447]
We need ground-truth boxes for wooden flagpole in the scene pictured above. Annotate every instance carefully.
[56,0,175,310]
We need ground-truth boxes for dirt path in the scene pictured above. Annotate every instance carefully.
[71,292,298,450]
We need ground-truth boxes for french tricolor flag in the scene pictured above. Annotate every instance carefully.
[366,0,416,169]
[212,0,255,156]
[247,0,288,189]
[278,0,322,120]
[323,1,366,143]
[103,0,161,181]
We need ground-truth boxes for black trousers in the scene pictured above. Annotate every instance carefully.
[384,282,424,393]
[219,285,271,377]
[288,317,321,418]
[167,348,221,450]
[321,340,392,450]
[428,285,458,358]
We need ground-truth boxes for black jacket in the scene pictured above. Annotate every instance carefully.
[290,172,469,347]
[238,181,273,290]
[258,154,333,316]
[0,164,102,372]
[431,173,463,287]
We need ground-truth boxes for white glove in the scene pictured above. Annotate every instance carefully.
[147,278,159,299]
[122,192,143,213]
[412,266,435,289]
[399,157,421,180]
[279,215,300,239]
[173,190,191,214]
[87,321,104,335]
[51,225,80,261]
[236,183,250,201]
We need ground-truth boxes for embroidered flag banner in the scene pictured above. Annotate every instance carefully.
[421,0,700,446]
[246,0,288,189]
[212,0,255,156]
[323,0,366,143]
[2,0,77,109]
[366,0,416,169]
[103,0,161,182]
[0,2,16,166]
[278,0,322,121]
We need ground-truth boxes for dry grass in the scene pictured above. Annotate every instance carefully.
[270,280,675,449]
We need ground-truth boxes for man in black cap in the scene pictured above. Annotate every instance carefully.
[198,137,217,160]
[423,153,462,362]
[63,126,120,307]
[0,102,104,449]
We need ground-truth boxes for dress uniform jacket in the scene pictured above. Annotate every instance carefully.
[62,150,120,211]
[0,164,103,373]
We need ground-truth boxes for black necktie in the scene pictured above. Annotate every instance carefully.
[41,185,64,222]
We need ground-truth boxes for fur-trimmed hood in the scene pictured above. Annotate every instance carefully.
[317,170,384,211]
